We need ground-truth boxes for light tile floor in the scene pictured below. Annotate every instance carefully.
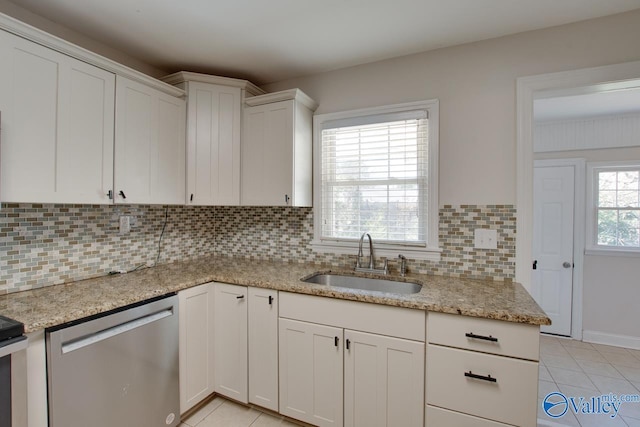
[538,335,640,427]
[180,396,302,427]
[181,335,640,427]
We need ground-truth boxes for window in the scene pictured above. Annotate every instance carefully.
[312,100,440,260]
[587,162,640,254]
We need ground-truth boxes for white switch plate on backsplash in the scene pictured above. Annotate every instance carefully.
[474,229,497,249]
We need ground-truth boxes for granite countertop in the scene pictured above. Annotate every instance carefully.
[0,255,550,333]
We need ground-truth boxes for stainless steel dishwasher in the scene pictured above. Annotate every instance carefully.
[46,294,180,427]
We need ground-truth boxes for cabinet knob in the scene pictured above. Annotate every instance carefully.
[107,190,113,200]
[334,336,339,347]
[118,190,126,200]
[346,339,351,350]
[268,295,274,305]
[236,295,245,300]
[284,194,290,204]
[190,193,194,202]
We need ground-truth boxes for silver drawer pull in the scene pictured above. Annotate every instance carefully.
[465,332,498,342]
[464,371,497,383]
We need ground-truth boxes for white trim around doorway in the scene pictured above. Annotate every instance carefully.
[516,59,640,340]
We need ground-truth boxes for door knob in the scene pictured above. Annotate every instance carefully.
[562,262,572,268]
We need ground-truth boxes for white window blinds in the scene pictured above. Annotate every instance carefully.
[319,110,429,245]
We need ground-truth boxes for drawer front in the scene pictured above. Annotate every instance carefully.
[426,406,512,427]
[279,292,425,341]
[426,344,538,427]
[427,312,539,361]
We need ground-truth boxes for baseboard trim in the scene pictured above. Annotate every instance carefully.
[582,330,640,350]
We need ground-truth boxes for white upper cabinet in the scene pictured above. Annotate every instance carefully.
[0,29,115,204]
[242,89,317,207]
[185,82,241,205]
[114,75,186,205]
[161,72,265,206]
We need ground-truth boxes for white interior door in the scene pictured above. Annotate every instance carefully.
[533,165,575,336]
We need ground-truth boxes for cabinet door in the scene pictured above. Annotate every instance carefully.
[242,100,294,206]
[213,283,248,403]
[0,30,115,204]
[344,330,424,427]
[114,75,185,205]
[178,283,215,413]
[248,288,279,411]
[186,82,241,205]
[279,318,343,427]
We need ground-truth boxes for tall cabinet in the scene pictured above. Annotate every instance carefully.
[0,29,115,204]
[242,89,317,207]
[161,72,265,205]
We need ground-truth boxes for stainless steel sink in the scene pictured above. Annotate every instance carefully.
[302,273,422,295]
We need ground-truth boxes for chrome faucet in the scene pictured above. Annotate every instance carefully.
[355,233,388,274]
[357,233,374,269]
[398,254,407,277]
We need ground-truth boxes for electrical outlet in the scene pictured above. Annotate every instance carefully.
[119,215,131,234]
[474,229,497,249]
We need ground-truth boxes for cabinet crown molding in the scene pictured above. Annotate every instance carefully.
[0,12,184,98]
[161,71,266,96]
[244,89,318,111]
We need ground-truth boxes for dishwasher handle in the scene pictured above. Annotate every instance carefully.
[61,308,173,354]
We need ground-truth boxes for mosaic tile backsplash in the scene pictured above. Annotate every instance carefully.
[0,204,515,294]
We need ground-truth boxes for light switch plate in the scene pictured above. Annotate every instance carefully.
[474,229,497,249]
[119,215,131,234]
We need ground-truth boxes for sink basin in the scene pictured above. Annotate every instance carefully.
[302,273,422,295]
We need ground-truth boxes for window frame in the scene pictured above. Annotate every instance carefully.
[586,161,640,256]
[311,100,441,261]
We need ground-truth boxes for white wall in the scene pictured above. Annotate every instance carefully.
[0,0,167,78]
[264,10,640,206]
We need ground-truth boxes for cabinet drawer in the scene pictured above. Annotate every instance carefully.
[426,406,512,427]
[427,312,539,360]
[280,292,425,341]
[426,344,538,427]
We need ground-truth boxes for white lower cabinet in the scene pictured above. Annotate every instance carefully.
[178,283,215,413]
[248,287,279,411]
[279,292,425,427]
[426,312,540,427]
[344,331,424,427]
[279,318,344,426]
[426,406,512,427]
[213,283,248,403]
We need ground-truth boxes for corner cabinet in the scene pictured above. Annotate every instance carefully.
[161,72,265,206]
[242,89,317,207]
[278,292,425,427]
[248,287,279,412]
[114,75,186,205]
[178,283,215,414]
[212,283,248,403]
[0,29,115,204]
[211,283,280,409]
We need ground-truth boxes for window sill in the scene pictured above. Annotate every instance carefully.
[585,248,640,257]
[311,240,442,262]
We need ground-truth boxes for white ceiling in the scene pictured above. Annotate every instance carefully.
[9,0,640,84]
[534,87,640,122]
